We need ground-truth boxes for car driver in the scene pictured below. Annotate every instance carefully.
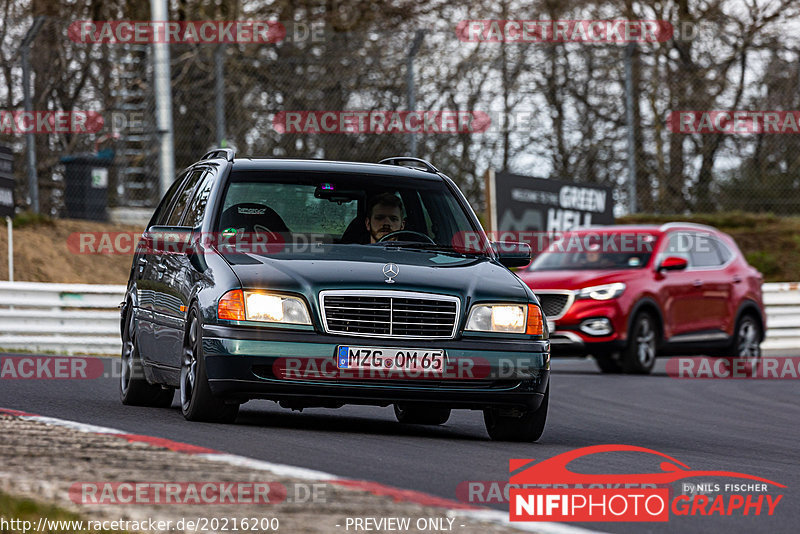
[365,192,406,243]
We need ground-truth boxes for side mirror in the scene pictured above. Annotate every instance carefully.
[142,226,193,254]
[492,241,532,268]
[657,256,688,272]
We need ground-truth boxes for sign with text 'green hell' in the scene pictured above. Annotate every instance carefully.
[494,171,614,233]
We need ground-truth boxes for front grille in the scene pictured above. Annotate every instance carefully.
[321,292,459,338]
[536,292,572,318]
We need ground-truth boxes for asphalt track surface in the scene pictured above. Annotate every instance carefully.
[1,353,797,534]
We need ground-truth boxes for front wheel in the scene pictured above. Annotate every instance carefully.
[621,312,658,374]
[119,304,174,407]
[483,386,548,442]
[180,309,239,423]
[393,404,451,425]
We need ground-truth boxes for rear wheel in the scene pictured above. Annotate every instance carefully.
[180,308,239,423]
[483,386,548,442]
[728,313,762,371]
[393,404,451,425]
[119,304,174,407]
[621,312,658,374]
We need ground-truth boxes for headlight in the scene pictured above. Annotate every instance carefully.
[577,282,626,301]
[466,303,543,335]
[218,289,311,325]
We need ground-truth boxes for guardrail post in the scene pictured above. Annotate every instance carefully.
[5,216,11,282]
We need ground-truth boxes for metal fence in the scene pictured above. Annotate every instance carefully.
[2,3,800,219]
[0,281,122,355]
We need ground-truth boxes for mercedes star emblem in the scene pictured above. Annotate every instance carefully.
[382,263,399,283]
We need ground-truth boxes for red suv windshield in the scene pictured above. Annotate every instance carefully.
[528,232,656,271]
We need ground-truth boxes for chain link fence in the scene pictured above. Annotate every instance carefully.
[2,1,800,220]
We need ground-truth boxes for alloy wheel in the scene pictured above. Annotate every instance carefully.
[636,316,656,368]
[180,314,199,412]
[120,307,135,395]
[736,317,760,359]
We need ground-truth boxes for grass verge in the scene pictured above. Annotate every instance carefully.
[0,491,126,533]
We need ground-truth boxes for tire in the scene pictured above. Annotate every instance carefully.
[728,313,762,368]
[180,308,239,423]
[621,312,658,374]
[593,351,623,374]
[393,404,451,425]
[483,386,548,442]
[119,303,175,407]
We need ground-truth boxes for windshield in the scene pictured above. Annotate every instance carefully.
[529,233,655,271]
[215,171,485,255]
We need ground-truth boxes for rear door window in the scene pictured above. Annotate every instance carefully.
[689,233,724,268]
[165,169,205,226]
[181,171,214,228]
[148,171,188,227]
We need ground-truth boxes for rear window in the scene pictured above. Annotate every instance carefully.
[221,181,357,235]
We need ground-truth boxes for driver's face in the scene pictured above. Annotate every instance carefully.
[366,204,404,243]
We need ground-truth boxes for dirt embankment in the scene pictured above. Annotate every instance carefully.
[0,218,143,284]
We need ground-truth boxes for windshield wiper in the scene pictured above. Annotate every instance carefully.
[377,241,486,256]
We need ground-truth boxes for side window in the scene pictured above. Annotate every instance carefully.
[713,239,733,264]
[149,171,188,227]
[689,233,723,268]
[165,169,205,226]
[181,171,214,228]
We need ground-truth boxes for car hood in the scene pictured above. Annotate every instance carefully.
[221,245,533,304]
[517,268,644,290]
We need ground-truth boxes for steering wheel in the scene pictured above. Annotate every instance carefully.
[377,230,436,245]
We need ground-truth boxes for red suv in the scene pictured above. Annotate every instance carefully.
[517,223,765,374]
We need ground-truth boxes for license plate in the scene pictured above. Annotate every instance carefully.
[336,346,446,373]
[547,319,556,333]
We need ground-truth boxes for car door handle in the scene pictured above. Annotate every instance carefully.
[692,280,703,287]
[732,275,742,284]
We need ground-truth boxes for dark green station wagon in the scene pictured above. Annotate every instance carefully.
[119,149,550,441]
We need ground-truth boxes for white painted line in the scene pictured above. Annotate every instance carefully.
[20,414,127,435]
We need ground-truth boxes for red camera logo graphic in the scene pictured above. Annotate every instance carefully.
[508,445,784,522]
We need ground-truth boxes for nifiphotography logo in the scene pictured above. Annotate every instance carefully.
[509,445,784,522]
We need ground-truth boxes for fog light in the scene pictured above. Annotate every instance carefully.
[580,318,613,336]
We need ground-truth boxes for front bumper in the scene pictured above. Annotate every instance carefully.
[545,298,627,356]
[201,324,550,411]
[549,330,626,356]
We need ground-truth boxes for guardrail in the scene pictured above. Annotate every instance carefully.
[0,281,124,355]
[0,281,797,355]
[762,282,800,351]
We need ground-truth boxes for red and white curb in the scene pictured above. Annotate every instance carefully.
[0,407,602,534]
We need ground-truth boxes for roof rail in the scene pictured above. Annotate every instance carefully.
[659,222,717,233]
[379,157,439,174]
[201,148,235,162]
